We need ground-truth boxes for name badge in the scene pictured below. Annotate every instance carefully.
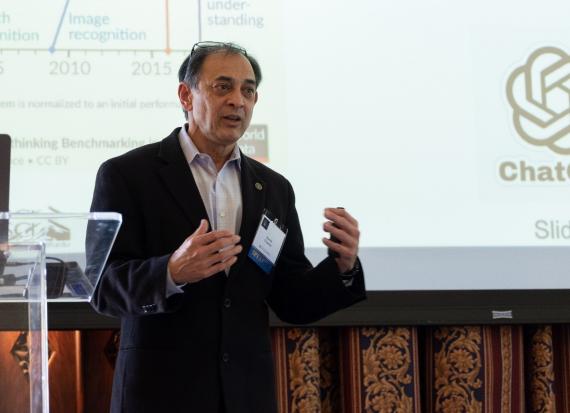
[248,210,287,274]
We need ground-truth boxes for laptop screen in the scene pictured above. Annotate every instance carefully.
[0,134,10,244]
[0,134,9,213]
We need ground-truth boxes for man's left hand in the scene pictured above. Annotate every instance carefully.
[322,208,360,273]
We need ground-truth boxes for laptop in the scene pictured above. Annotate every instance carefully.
[0,134,9,279]
[0,134,10,243]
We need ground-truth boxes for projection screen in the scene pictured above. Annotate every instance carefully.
[3,0,570,323]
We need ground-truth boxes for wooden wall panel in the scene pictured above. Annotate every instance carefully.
[81,330,117,413]
[0,331,82,413]
[48,331,82,413]
[0,331,30,413]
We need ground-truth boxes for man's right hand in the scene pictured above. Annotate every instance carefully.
[168,219,242,284]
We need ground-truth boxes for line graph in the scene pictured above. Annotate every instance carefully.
[0,0,279,218]
[0,0,203,56]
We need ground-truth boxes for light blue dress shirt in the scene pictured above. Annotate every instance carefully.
[166,125,243,296]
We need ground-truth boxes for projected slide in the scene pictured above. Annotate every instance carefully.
[1,0,285,211]
[3,0,570,291]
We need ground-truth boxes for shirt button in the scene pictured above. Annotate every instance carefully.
[224,298,232,308]
[220,211,226,217]
[222,353,230,363]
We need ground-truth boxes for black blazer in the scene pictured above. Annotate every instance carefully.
[90,127,366,413]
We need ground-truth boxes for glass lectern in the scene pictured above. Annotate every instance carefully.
[0,212,121,413]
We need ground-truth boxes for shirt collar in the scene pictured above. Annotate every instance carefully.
[178,124,241,169]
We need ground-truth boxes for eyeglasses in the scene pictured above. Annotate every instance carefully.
[190,41,248,56]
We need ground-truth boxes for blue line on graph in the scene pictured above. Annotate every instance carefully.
[49,0,71,53]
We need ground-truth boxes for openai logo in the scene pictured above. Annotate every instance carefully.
[507,47,570,155]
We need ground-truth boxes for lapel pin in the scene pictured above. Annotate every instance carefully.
[255,182,263,191]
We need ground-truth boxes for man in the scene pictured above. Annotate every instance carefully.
[91,42,366,413]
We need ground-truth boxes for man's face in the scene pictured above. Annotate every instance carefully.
[182,52,258,150]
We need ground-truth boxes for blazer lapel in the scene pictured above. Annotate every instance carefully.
[231,155,266,275]
[157,129,209,230]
